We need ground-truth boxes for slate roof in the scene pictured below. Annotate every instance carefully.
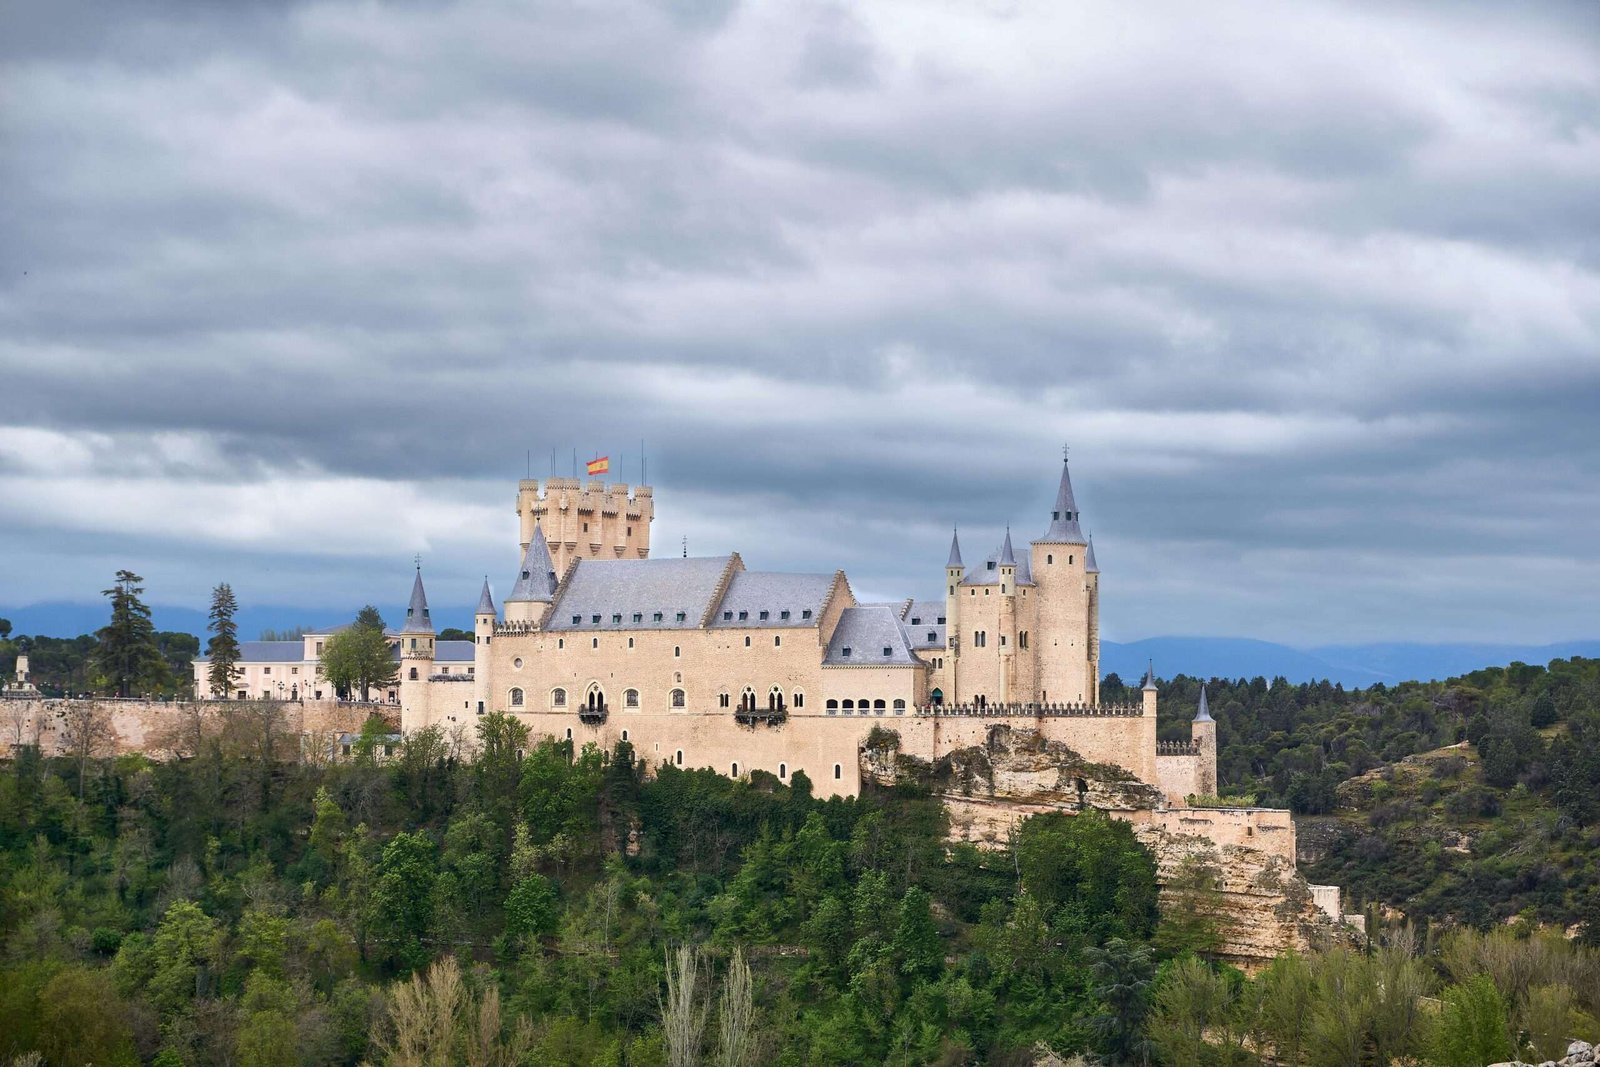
[999,528,1016,565]
[897,599,947,649]
[946,530,964,569]
[436,641,475,663]
[1194,683,1214,722]
[546,556,734,632]
[401,569,434,634]
[823,605,920,666]
[507,524,558,603]
[708,571,833,628]
[1085,536,1100,574]
[1035,458,1086,544]
[476,579,496,615]
[962,540,1035,587]
[199,640,306,664]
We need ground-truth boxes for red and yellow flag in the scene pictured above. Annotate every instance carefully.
[586,456,610,476]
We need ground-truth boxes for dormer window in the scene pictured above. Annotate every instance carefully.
[653,612,663,622]
[738,611,748,621]
[758,610,768,620]
[592,614,601,624]
[927,631,937,642]
[632,612,642,623]
[722,611,733,621]
[802,609,812,619]
[882,646,892,656]
[986,561,996,571]
[937,616,945,624]
[842,646,851,658]
[911,617,921,625]
[676,611,687,622]
[780,610,790,620]
[521,570,530,579]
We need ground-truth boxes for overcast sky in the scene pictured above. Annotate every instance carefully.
[2,0,1597,645]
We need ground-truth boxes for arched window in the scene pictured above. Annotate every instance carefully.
[675,749,684,766]
[621,729,629,741]
[874,699,886,715]
[719,692,731,708]
[509,687,524,707]
[1047,554,1053,564]
[731,762,739,776]
[931,688,944,705]
[842,699,854,712]
[566,728,572,740]
[585,684,604,712]
[793,690,804,709]
[671,688,686,709]
[779,762,787,779]
[893,698,906,713]
[769,685,783,710]
[551,688,567,708]
[834,764,842,780]
[826,699,838,715]
[741,686,756,713]
[625,688,639,708]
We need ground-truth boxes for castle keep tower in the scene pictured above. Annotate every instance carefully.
[517,479,653,575]
[1030,457,1097,704]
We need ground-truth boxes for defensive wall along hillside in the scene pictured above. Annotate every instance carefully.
[1,697,393,759]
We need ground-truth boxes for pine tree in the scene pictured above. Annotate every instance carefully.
[94,570,167,697]
[206,582,242,698]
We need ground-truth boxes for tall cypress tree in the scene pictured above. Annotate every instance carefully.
[94,570,166,697]
[206,582,242,698]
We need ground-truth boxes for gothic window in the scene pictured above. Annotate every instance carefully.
[621,729,629,741]
[510,687,524,707]
[719,692,731,708]
[627,637,634,648]
[591,638,598,649]
[625,688,639,708]
[551,688,566,707]
[793,691,804,709]
[671,688,686,708]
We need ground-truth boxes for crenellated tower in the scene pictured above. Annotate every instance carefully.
[516,478,653,575]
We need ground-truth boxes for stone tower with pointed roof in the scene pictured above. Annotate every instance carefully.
[474,578,496,713]
[505,523,558,626]
[399,566,436,716]
[1191,682,1218,795]
[1029,456,1097,704]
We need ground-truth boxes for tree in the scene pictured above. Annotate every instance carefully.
[0,617,10,638]
[94,569,167,696]
[320,616,397,701]
[60,701,114,799]
[356,604,386,630]
[438,627,473,641]
[1085,937,1155,1066]
[1431,974,1513,1067]
[716,947,757,1067]
[206,582,242,697]
[661,944,709,1067]
[375,955,530,1067]
[1529,692,1559,729]
[36,966,139,1067]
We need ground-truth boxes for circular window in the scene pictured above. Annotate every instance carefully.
[513,657,524,669]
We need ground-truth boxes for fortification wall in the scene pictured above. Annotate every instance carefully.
[1,698,392,760]
[1156,752,1201,805]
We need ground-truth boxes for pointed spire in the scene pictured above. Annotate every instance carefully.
[1037,453,1086,544]
[506,522,558,603]
[476,577,495,616]
[999,526,1016,566]
[1085,535,1099,574]
[1142,659,1158,691]
[946,528,964,570]
[402,566,434,633]
[1194,683,1214,723]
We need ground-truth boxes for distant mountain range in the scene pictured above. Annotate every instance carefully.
[3,600,1595,688]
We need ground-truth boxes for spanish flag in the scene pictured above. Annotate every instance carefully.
[586,456,610,476]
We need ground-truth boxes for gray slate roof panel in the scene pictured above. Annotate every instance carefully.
[708,570,834,628]
[899,599,948,649]
[823,605,920,666]
[546,556,733,631]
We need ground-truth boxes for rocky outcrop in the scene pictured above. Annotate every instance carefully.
[1489,1039,1596,1067]
[863,724,1359,966]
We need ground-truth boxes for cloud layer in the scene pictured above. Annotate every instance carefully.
[2,0,1597,643]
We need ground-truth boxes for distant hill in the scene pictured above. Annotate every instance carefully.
[5,601,1594,688]
[1100,637,1600,688]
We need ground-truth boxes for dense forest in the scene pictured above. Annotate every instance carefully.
[2,706,1598,1066]
[1113,656,1600,932]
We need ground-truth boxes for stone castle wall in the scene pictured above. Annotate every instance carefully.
[2,698,391,759]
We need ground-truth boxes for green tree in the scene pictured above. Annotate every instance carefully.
[1085,937,1155,1066]
[1016,810,1159,943]
[367,830,438,971]
[206,582,242,697]
[892,886,943,982]
[506,873,560,942]
[1431,974,1513,1067]
[95,569,168,696]
[320,615,396,701]
[1529,692,1559,729]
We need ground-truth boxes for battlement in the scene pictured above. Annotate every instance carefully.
[915,701,1143,718]
[1157,739,1199,756]
[517,476,654,572]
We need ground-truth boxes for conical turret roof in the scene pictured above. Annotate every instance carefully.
[402,567,434,633]
[1194,683,1214,723]
[476,578,496,616]
[1141,660,1158,691]
[507,523,558,603]
[1036,457,1086,544]
[946,529,964,570]
[1085,535,1099,574]
[999,527,1016,566]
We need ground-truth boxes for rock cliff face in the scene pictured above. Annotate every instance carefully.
[862,724,1358,966]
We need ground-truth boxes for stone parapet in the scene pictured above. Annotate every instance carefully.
[915,701,1142,717]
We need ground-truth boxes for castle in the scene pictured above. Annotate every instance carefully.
[382,457,1219,804]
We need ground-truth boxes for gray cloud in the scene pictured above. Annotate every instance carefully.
[1,0,1597,645]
